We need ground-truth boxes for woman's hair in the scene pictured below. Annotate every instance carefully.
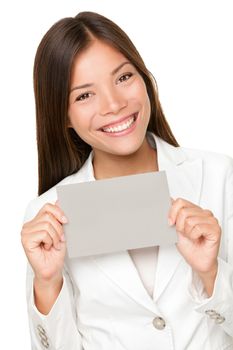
[34,11,179,195]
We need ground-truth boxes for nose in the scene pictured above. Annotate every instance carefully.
[98,85,128,116]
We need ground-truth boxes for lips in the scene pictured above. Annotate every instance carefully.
[99,113,138,131]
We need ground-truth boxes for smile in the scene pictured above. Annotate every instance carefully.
[101,113,138,133]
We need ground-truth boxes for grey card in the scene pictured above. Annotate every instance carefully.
[56,171,177,258]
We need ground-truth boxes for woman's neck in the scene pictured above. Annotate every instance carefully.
[92,137,158,180]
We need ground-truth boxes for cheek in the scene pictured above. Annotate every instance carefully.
[134,84,151,118]
[128,80,144,97]
[129,80,150,108]
[145,93,151,116]
[68,105,91,132]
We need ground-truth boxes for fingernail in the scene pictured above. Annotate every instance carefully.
[61,234,66,242]
[168,218,173,226]
[61,216,68,223]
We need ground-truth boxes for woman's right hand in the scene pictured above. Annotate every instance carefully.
[21,202,68,284]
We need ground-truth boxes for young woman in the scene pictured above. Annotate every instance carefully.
[21,11,233,350]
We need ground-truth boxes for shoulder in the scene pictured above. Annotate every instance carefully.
[23,174,74,223]
[179,145,233,191]
[153,133,233,175]
[180,145,233,174]
[23,153,93,223]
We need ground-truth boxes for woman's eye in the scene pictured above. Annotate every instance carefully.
[118,73,133,83]
[76,92,92,102]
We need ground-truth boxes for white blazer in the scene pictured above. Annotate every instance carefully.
[24,132,233,350]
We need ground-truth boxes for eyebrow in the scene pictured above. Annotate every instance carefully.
[70,61,132,93]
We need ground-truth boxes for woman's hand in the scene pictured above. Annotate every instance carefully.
[168,197,221,295]
[21,202,67,283]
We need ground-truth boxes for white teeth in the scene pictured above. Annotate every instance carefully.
[103,115,135,133]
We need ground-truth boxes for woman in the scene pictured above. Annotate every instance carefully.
[21,11,233,349]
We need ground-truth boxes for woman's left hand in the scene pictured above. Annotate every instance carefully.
[168,198,221,281]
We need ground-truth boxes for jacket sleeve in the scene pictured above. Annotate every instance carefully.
[188,158,233,337]
[23,200,83,350]
[26,264,83,350]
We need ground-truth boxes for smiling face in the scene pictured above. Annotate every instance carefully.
[68,39,151,157]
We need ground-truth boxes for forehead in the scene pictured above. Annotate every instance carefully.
[71,40,127,79]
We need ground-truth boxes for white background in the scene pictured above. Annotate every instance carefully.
[0,0,232,348]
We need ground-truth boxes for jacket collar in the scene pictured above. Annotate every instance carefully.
[69,132,203,311]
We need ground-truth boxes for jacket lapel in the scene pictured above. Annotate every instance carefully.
[152,134,203,300]
[72,133,203,311]
[91,251,160,313]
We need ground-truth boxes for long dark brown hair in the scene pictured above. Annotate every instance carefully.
[34,11,179,195]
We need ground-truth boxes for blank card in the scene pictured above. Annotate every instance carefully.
[56,171,177,258]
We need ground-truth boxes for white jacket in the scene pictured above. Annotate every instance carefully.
[24,132,233,350]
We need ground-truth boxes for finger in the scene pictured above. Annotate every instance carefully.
[23,221,62,250]
[184,216,216,236]
[37,203,68,224]
[168,197,199,225]
[40,212,64,241]
[175,208,213,232]
[23,206,66,244]
[22,230,53,251]
[180,222,221,241]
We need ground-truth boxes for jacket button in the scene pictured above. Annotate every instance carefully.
[215,315,225,324]
[37,324,49,348]
[152,316,166,330]
[205,310,225,324]
[205,309,217,316]
[37,324,46,335]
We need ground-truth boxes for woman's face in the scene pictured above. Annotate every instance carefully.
[68,39,151,157]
